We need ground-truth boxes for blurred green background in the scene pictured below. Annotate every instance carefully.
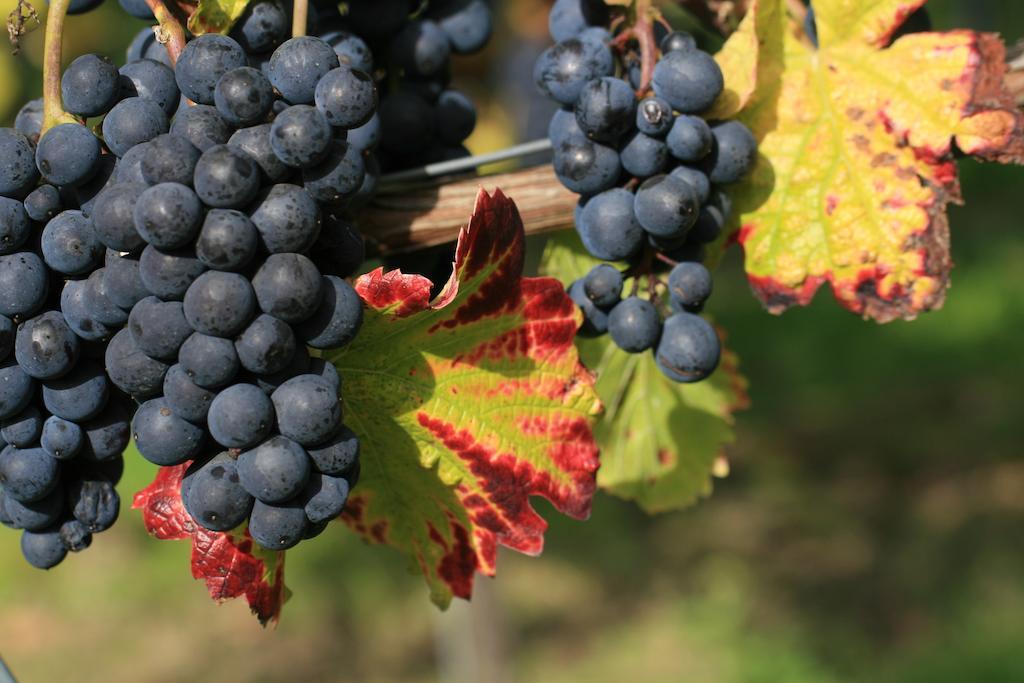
[2,1,1023,681]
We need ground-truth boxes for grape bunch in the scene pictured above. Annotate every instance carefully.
[535,0,757,383]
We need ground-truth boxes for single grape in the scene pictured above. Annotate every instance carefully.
[79,269,127,328]
[666,115,713,162]
[59,519,93,552]
[576,188,644,261]
[22,185,61,224]
[175,34,247,105]
[301,472,349,524]
[582,264,623,308]
[272,374,340,446]
[133,182,203,250]
[302,140,365,204]
[651,49,724,114]
[126,296,191,361]
[104,328,170,399]
[132,397,206,466]
[688,205,725,245]
[5,483,62,531]
[267,36,340,105]
[35,124,100,187]
[390,20,450,77]
[195,209,259,272]
[227,125,290,183]
[162,364,216,424]
[184,452,254,531]
[248,184,322,253]
[169,105,233,152]
[103,250,149,310]
[126,26,172,66]
[79,400,132,463]
[568,280,608,336]
[115,142,151,184]
[705,120,757,184]
[230,0,288,53]
[67,478,120,532]
[42,360,109,422]
[14,99,44,138]
[254,345,310,395]
[548,107,584,147]
[178,332,240,389]
[15,312,80,380]
[668,165,711,204]
[574,77,635,142]
[102,97,169,157]
[552,136,620,196]
[0,129,39,199]
[60,280,112,343]
[270,105,333,168]
[61,54,120,117]
[346,113,380,151]
[0,198,29,255]
[182,271,256,338]
[0,445,59,503]
[633,174,700,238]
[193,144,261,209]
[1,405,43,448]
[236,434,310,503]
[620,132,669,178]
[321,30,374,72]
[41,416,84,460]
[308,357,340,394]
[534,38,614,107]
[655,312,720,383]
[21,528,67,569]
[307,424,358,476]
[236,314,297,375]
[668,261,713,310]
[91,183,147,252]
[0,314,13,359]
[138,245,206,301]
[141,133,201,186]
[248,498,307,550]
[207,383,275,449]
[295,275,363,349]
[660,30,697,54]
[635,96,674,137]
[435,0,493,53]
[314,66,377,130]
[607,296,660,353]
[252,253,322,323]
[120,59,180,115]
[547,0,607,41]
[40,210,102,275]
[0,252,48,319]
[212,66,275,128]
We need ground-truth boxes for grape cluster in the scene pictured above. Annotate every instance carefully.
[535,0,757,383]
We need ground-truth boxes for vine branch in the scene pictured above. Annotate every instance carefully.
[143,0,187,66]
[40,0,74,135]
[291,0,307,38]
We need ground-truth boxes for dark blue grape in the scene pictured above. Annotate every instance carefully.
[214,67,275,127]
[705,120,757,184]
[79,399,131,463]
[60,280,113,343]
[0,314,13,360]
[0,445,59,503]
[390,20,450,77]
[21,527,67,568]
[81,269,128,327]
[0,252,48,318]
[1,405,42,448]
[668,165,711,204]
[14,99,43,138]
[61,53,120,117]
[533,37,614,106]
[59,519,92,552]
[346,113,380,151]
[620,132,669,178]
[270,105,333,168]
[552,136,620,196]
[0,198,29,255]
[175,34,247,105]
[688,205,725,245]
[22,185,61,224]
[651,48,724,114]
[169,105,233,152]
[254,344,309,394]
[307,423,357,476]
[183,271,256,337]
[102,97,169,157]
[246,184,321,255]
[5,483,62,531]
[179,332,240,389]
[41,416,84,460]
[434,0,492,54]
[582,263,622,308]
[133,182,203,250]
[126,26,172,66]
[126,296,191,361]
[660,30,697,54]
[668,261,713,310]
[308,357,340,393]
[302,141,365,204]
[576,188,644,261]
[227,124,291,183]
[314,67,377,130]
[0,129,39,199]
[91,183,146,252]
[15,312,79,380]
[195,209,258,272]
[184,451,254,531]
[132,397,205,466]
[252,253,322,323]
[667,114,713,162]
[608,296,660,353]
[655,312,720,383]
[141,133,200,186]
[35,124,100,187]
[574,77,635,142]
[207,383,274,449]
[568,279,608,336]
[548,107,583,146]
[431,89,476,145]
[267,36,339,104]
[230,0,288,53]
[193,144,261,208]
[633,174,699,238]
[301,472,349,524]
[115,142,151,184]
[547,0,607,41]
[295,275,363,349]
[237,434,309,503]
[42,360,108,422]
[103,250,149,310]
[104,328,169,399]
[119,59,180,116]
[248,498,307,550]
[163,364,215,424]
[67,478,120,532]
[635,96,674,137]
[236,314,296,375]
[272,374,340,446]
[40,210,102,275]
[322,30,373,72]
[139,245,206,301]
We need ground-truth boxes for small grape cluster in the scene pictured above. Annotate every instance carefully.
[534,0,757,383]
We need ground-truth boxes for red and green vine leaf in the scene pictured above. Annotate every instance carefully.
[326,189,601,607]
[538,231,748,512]
[132,447,289,626]
[725,0,1024,321]
[183,0,250,35]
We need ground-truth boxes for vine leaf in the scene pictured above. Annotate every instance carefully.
[184,0,249,35]
[539,231,748,512]
[706,0,783,120]
[327,189,601,607]
[132,448,290,626]
[724,0,1024,322]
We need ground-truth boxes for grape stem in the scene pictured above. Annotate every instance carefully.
[40,0,75,135]
[292,0,307,37]
[632,0,658,96]
[143,0,187,66]
[655,252,679,267]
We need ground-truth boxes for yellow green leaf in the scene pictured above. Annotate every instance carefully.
[187,0,251,35]
[706,0,784,119]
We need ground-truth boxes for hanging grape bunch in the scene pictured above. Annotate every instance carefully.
[535,0,757,383]
[0,0,493,569]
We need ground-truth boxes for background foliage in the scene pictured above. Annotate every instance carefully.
[1,1,1023,681]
